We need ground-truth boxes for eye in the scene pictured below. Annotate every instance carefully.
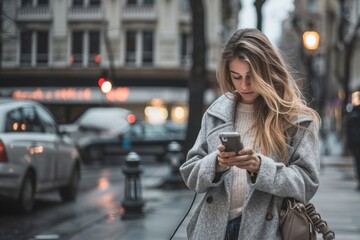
[232,75,242,80]
[246,75,251,80]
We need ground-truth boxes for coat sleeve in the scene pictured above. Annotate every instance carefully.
[179,114,230,193]
[248,121,320,203]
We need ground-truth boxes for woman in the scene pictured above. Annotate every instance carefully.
[179,28,320,240]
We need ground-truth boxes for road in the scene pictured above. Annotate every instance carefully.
[0,158,192,240]
[1,155,360,240]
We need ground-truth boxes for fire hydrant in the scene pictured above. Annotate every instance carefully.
[161,141,186,188]
[121,152,144,219]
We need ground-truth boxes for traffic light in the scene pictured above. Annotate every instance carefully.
[98,70,112,94]
[101,80,112,94]
[302,31,320,51]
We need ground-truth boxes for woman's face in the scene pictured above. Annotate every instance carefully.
[229,58,260,104]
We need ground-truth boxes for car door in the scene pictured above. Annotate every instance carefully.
[35,106,74,185]
[22,106,57,190]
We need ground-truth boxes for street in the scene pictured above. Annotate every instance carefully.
[0,155,359,240]
[0,158,193,240]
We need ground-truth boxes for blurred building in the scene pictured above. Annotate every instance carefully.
[279,0,360,137]
[0,0,240,124]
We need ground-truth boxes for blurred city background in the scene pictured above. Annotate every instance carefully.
[0,0,360,239]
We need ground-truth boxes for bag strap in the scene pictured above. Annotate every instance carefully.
[305,203,335,240]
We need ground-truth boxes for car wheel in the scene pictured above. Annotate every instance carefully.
[17,172,35,213]
[59,166,79,202]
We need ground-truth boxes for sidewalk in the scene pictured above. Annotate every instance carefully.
[172,155,360,240]
[312,155,360,240]
[66,155,359,240]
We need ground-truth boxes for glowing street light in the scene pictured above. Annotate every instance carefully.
[302,31,320,50]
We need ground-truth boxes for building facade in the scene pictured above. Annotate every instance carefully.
[279,0,360,139]
[0,0,240,123]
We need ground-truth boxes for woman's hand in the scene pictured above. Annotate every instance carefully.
[216,144,235,172]
[228,148,261,173]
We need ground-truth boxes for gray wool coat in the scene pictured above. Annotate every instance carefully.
[179,94,320,240]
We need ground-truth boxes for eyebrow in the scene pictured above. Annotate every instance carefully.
[230,70,250,75]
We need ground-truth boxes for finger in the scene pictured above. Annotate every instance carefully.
[217,156,230,167]
[239,148,254,155]
[219,151,236,158]
[218,145,225,151]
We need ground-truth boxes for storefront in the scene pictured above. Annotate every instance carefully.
[0,86,217,124]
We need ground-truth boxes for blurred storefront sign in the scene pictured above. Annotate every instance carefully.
[0,86,217,104]
[0,86,216,123]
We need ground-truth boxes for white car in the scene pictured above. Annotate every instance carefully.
[0,99,81,212]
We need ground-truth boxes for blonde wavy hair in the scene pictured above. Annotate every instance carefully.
[217,28,320,162]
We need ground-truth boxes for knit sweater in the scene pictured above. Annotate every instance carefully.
[229,102,256,220]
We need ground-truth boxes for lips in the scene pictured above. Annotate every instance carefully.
[241,92,253,94]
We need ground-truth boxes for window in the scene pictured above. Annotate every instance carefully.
[36,107,57,134]
[88,31,100,66]
[20,30,49,66]
[89,0,100,6]
[125,31,136,64]
[180,33,191,66]
[73,0,83,6]
[20,31,32,66]
[143,0,154,5]
[71,31,84,66]
[37,0,49,5]
[308,0,316,13]
[127,0,137,5]
[127,0,154,6]
[23,107,43,132]
[21,0,32,6]
[36,31,49,65]
[5,109,23,132]
[71,30,101,67]
[125,30,154,66]
[73,0,100,7]
[142,31,153,65]
[21,0,49,6]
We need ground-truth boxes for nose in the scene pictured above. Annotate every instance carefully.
[241,79,251,90]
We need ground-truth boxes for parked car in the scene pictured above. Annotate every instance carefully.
[0,99,81,212]
[59,107,135,143]
[76,120,186,163]
[60,107,186,163]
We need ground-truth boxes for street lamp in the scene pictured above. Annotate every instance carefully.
[303,30,320,51]
[301,29,321,109]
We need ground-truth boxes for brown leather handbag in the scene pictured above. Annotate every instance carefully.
[279,198,335,240]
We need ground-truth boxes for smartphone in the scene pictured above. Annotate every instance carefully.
[219,132,244,154]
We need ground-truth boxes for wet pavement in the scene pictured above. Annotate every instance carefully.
[1,154,360,240]
[54,156,360,240]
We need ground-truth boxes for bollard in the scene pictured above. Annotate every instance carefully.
[160,141,186,189]
[121,152,144,219]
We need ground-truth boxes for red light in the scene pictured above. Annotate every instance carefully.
[127,114,136,124]
[94,54,101,63]
[0,140,8,163]
[98,77,105,87]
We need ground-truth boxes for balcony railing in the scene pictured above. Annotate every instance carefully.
[122,6,157,21]
[16,6,51,22]
[68,7,103,22]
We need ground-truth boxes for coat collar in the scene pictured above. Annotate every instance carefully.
[207,93,238,123]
